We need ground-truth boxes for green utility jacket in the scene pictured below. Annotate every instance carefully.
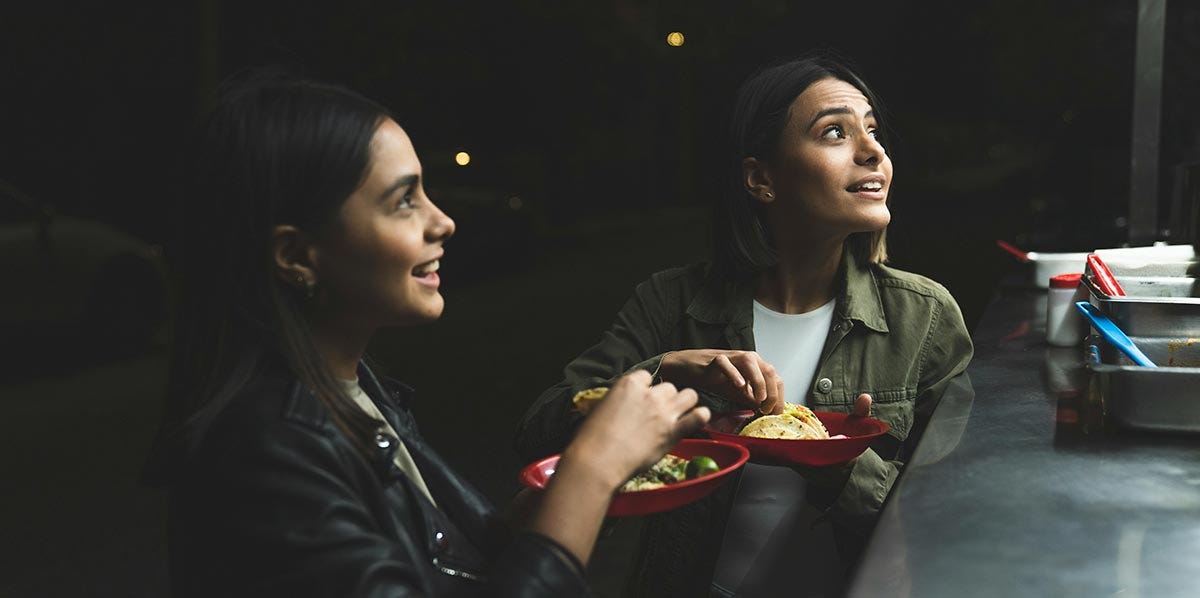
[514,251,973,594]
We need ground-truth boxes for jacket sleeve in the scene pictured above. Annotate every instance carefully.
[817,291,974,535]
[177,421,590,598]
[177,421,436,597]
[513,275,677,461]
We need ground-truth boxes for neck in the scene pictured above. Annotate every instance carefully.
[755,238,844,314]
[306,310,373,380]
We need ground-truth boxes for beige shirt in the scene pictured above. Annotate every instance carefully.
[341,380,437,507]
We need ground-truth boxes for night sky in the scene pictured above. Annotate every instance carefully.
[4,1,1198,329]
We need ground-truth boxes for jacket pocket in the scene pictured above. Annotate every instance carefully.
[865,387,917,441]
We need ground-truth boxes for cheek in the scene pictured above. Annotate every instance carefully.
[332,227,422,295]
[786,150,838,191]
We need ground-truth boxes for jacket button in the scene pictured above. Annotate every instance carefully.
[434,531,449,551]
[816,378,833,393]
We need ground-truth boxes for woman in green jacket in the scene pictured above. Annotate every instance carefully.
[515,54,973,596]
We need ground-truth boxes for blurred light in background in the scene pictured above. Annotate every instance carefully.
[455,151,471,166]
[508,196,523,210]
[666,31,685,47]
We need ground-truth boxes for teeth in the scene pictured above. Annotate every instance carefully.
[414,260,439,275]
[858,181,883,191]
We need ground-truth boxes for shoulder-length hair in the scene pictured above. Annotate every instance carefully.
[153,70,392,466]
[716,52,891,276]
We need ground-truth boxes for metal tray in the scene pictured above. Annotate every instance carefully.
[1085,336,1200,433]
[1103,259,1200,298]
[1083,270,1200,337]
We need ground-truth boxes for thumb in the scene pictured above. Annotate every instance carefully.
[853,393,872,417]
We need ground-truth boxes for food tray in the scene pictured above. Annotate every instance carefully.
[704,410,889,466]
[1085,336,1200,433]
[1023,244,1195,289]
[1082,265,1200,337]
[1100,259,1200,298]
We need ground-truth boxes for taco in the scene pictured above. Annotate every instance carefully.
[571,387,609,414]
[739,404,829,440]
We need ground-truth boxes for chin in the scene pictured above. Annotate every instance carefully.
[393,298,445,326]
[862,206,891,230]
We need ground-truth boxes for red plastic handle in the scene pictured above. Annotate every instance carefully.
[1087,254,1126,297]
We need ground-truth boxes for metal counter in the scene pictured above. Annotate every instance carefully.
[847,282,1200,598]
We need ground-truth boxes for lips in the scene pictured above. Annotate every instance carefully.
[412,259,439,277]
[846,174,887,193]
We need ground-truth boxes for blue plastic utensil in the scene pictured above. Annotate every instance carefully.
[1074,302,1157,367]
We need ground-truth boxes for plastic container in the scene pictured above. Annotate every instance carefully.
[1047,273,1087,346]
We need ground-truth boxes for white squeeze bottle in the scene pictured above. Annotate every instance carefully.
[1046,272,1087,347]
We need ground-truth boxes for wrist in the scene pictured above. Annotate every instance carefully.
[655,351,679,382]
[558,443,626,494]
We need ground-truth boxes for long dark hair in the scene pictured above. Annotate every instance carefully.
[151,70,391,472]
[717,52,891,276]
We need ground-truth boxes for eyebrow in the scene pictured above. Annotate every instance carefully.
[807,107,875,130]
[379,174,419,202]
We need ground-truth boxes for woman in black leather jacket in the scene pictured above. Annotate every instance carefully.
[145,71,710,597]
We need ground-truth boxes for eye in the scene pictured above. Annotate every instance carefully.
[821,125,845,140]
[394,188,416,212]
[868,127,879,140]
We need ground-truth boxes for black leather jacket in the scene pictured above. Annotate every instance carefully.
[165,360,589,597]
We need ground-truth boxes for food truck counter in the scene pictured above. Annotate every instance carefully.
[848,279,1200,597]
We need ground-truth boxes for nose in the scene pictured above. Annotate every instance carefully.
[855,133,887,166]
[427,201,456,243]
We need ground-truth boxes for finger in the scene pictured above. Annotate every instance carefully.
[759,364,782,414]
[647,383,681,408]
[675,406,712,435]
[665,387,699,413]
[741,360,768,406]
[763,377,785,415]
[710,354,746,388]
[853,393,872,417]
[619,369,653,389]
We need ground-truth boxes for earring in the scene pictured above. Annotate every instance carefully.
[294,274,315,299]
[764,191,774,199]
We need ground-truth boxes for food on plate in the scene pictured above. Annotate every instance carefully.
[739,404,831,440]
[571,386,608,414]
[620,453,718,492]
[685,455,720,479]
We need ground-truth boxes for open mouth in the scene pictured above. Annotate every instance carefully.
[846,180,884,192]
[412,259,440,284]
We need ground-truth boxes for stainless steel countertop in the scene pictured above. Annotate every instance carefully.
[848,282,1200,598]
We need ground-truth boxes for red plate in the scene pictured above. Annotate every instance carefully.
[518,438,750,517]
[704,410,890,466]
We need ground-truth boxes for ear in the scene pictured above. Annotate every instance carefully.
[742,157,775,204]
[271,224,320,291]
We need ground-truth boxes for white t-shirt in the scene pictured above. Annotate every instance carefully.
[341,380,437,507]
[750,299,835,405]
[713,298,842,596]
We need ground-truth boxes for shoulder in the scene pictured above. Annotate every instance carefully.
[640,262,710,289]
[191,371,343,469]
[870,263,959,307]
[622,262,710,308]
[869,264,970,345]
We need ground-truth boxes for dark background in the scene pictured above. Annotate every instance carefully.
[2,1,1198,595]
